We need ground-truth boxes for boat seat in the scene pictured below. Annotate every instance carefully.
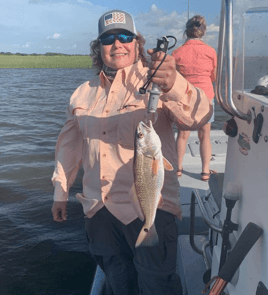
[208,172,224,210]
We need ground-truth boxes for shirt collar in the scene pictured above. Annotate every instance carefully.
[184,38,204,45]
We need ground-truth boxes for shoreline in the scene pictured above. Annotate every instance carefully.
[0,54,93,68]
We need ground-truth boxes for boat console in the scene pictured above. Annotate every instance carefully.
[187,1,268,295]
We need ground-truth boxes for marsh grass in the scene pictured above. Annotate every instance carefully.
[0,54,93,68]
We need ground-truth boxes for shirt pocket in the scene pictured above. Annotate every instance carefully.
[117,99,147,150]
[73,108,95,139]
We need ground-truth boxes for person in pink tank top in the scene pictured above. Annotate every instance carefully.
[172,15,217,181]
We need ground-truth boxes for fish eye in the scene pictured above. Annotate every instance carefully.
[138,133,144,138]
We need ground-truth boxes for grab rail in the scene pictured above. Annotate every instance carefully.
[216,0,250,121]
[216,0,232,116]
[191,190,223,234]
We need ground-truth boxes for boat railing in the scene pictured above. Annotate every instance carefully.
[216,0,251,121]
[191,189,223,234]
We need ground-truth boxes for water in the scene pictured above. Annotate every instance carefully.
[0,68,230,295]
[0,69,98,295]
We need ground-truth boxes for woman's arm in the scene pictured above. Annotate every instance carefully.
[211,49,218,82]
[51,108,83,203]
[211,67,217,82]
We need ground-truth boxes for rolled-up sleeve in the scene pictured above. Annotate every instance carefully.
[162,72,213,130]
[51,106,83,201]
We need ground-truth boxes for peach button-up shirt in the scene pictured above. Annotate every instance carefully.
[52,60,212,225]
[172,39,217,100]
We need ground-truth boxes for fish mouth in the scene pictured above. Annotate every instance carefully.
[138,120,152,131]
[136,121,152,138]
[136,120,154,139]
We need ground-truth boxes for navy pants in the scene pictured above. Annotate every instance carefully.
[85,207,182,295]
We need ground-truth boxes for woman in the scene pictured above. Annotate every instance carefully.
[51,9,212,294]
[172,15,217,181]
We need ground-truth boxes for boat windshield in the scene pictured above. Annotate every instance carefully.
[233,5,268,94]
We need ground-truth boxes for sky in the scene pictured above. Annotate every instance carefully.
[0,0,267,55]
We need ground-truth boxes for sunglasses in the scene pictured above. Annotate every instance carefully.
[99,33,136,45]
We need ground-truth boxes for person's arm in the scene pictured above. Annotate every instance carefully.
[147,49,212,130]
[51,106,83,222]
[211,67,217,82]
[211,49,217,82]
[171,49,182,74]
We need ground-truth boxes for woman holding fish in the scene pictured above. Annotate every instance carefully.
[51,9,212,295]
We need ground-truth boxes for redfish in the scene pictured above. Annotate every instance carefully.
[130,121,173,247]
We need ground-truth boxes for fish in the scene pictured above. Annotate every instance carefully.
[130,120,173,247]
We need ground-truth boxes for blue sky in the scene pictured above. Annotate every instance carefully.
[0,0,267,55]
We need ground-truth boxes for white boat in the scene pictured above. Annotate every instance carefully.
[90,0,268,294]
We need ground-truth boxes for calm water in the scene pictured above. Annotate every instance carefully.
[0,68,230,295]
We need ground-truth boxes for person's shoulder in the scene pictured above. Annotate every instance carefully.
[172,44,185,56]
[72,76,100,94]
[202,42,217,52]
[201,43,217,56]
[69,78,100,105]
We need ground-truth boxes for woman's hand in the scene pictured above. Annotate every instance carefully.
[51,201,67,222]
[147,49,177,93]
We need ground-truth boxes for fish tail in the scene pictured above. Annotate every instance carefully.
[135,224,159,248]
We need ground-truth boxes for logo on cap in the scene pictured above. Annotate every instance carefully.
[104,12,126,27]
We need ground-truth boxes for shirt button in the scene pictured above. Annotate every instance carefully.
[102,131,106,135]
[103,154,106,157]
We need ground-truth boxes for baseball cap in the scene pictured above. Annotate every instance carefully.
[98,9,137,38]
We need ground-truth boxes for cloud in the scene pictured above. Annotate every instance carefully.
[2,0,267,55]
[76,0,91,3]
[150,4,158,12]
[207,24,219,33]
[0,0,106,54]
[46,33,61,40]
[135,4,218,50]
[22,41,33,48]
[0,1,221,54]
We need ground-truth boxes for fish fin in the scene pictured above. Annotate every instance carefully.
[163,157,173,171]
[130,184,145,221]
[152,158,160,175]
[135,224,159,248]
[158,195,164,208]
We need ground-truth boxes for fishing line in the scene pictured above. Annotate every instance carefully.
[139,35,177,94]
